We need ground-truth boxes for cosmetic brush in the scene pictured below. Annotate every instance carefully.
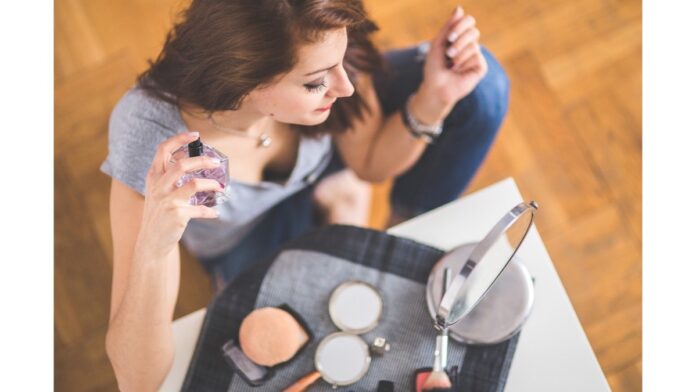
[282,370,320,392]
[423,267,453,391]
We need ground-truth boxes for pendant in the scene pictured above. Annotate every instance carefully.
[258,134,272,148]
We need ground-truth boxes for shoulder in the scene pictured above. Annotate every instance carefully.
[101,86,183,195]
[107,86,185,158]
[110,86,182,139]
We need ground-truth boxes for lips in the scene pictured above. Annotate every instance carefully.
[316,101,335,112]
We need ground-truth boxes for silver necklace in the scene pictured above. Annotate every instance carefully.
[209,116,272,148]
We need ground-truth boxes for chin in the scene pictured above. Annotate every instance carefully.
[288,113,330,126]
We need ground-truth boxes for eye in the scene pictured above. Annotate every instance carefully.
[304,78,327,93]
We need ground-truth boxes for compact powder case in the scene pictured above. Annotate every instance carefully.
[314,332,372,387]
[222,304,314,386]
[329,281,383,334]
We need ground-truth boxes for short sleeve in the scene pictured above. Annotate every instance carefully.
[99,88,177,196]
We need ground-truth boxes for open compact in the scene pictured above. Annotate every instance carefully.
[315,332,371,386]
[284,281,384,391]
[321,281,382,385]
[329,281,383,334]
[421,201,539,390]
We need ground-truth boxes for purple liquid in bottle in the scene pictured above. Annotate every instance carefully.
[172,137,230,207]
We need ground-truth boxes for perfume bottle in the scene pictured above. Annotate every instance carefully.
[170,137,230,207]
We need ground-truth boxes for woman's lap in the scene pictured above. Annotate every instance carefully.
[200,44,510,287]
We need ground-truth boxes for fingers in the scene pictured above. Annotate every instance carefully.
[186,204,220,220]
[454,51,488,75]
[169,178,225,205]
[446,14,476,45]
[173,177,225,200]
[160,155,222,189]
[151,131,201,176]
[450,42,480,69]
[445,26,481,60]
[434,6,465,50]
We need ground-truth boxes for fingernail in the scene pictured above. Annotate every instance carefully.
[446,46,458,58]
[453,6,463,17]
[189,131,200,137]
[448,32,458,43]
[210,158,221,165]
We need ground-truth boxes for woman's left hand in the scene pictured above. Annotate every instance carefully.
[413,6,488,123]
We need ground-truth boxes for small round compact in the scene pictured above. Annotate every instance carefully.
[329,281,383,334]
[315,332,372,387]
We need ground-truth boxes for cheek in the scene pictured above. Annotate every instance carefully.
[270,91,322,116]
[254,87,328,125]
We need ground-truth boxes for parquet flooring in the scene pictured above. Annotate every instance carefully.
[55,0,642,390]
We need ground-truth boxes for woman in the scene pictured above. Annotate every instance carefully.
[102,0,509,389]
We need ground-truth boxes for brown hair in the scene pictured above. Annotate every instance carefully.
[138,0,384,135]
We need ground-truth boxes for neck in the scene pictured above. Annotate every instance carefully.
[180,102,272,135]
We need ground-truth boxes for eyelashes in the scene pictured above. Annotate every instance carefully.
[304,79,327,93]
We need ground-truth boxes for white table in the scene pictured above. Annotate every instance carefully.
[160,178,611,391]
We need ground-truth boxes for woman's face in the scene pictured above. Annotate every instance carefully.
[246,27,355,126]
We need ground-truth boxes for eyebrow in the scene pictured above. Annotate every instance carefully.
[304,63,339,77]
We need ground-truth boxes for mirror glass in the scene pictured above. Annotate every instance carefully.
[329,282,382,334]
[315,333,370,385]
[438,203,535,327]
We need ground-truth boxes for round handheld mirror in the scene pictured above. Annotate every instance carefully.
[314,332,371,387]
[426,244,535,344]
[329,281,382,334]
[435,201,539,330]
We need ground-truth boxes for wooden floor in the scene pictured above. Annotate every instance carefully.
[55,0,641,390]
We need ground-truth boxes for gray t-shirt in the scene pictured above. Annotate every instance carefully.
[100,87,333,258]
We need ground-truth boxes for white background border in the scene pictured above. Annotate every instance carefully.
[0,0,693,390]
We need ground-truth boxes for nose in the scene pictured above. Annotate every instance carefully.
[327,64,355,98]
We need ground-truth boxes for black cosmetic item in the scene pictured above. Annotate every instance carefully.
[377,380,394,392]
[188,137,204,157]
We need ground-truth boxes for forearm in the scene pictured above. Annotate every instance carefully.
[359,112,427,182]
[362,85,454,182]
[106,248,179,391]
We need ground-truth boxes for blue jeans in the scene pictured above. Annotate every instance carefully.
[201,45,510,288]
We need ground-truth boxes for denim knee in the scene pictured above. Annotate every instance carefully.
[445,47,510,136]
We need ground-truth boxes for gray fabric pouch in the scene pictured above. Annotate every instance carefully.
[182,225,520,391]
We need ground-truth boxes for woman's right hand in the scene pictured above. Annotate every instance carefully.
[134,131,223,259]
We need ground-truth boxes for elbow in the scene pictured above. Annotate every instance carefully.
[106,326,174,392]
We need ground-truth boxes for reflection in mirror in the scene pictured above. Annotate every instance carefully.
[315,333,370,385]
[329,282,382,334]
[441,203,536,326]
